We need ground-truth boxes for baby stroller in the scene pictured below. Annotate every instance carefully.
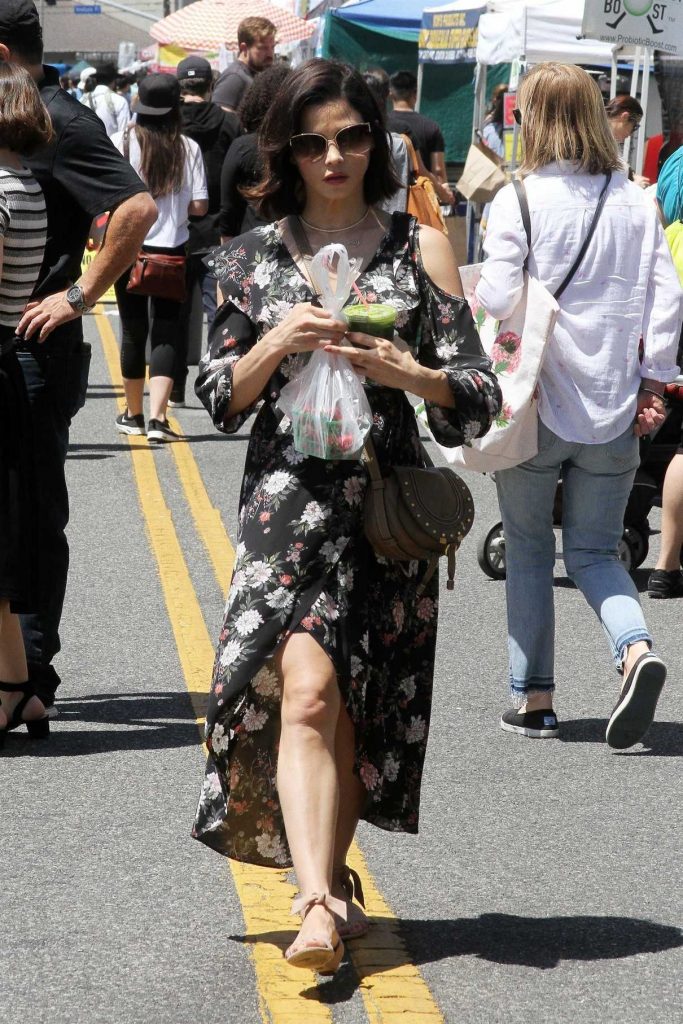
[477,378,683,579]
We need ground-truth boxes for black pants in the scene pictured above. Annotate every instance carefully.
[16,321,88,702]
[115,244,189,380]
[173,251,218,393]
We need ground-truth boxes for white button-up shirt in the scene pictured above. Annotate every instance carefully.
[475,163,682,444]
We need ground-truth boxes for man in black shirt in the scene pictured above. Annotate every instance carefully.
[0,1,157,710]
[387,70,453,203]
[174,56,239,404]
[212,16,276,113]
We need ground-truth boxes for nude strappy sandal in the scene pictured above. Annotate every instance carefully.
[285,892,346,974]
[337,865,370,940]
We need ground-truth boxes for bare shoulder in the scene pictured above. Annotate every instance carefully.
[417,224,463,297]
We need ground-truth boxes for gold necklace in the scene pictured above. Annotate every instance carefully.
[299,208,371,233]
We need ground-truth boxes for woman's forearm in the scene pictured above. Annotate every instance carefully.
[227,332,286,417]
[413,366,455,408]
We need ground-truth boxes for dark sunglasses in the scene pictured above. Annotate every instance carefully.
[512,108,522,126]
[289,122,373,162]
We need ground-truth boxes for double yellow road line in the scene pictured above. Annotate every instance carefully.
[95,307,445,1024]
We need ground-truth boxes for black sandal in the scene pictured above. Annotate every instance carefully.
[0,681,50,749]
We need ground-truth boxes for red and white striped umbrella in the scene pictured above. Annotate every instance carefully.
[150,0,315,51]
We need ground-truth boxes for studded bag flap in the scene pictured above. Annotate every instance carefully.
[362,434,475,595]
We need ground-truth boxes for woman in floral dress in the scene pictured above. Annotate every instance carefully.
[193,59,501,973]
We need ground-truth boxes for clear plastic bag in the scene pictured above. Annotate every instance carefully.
[278,244,373,460]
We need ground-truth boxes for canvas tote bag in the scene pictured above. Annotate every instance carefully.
[442,173,612,473]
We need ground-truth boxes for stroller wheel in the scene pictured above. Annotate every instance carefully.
[477,522,507,580]
[618,526,649,572]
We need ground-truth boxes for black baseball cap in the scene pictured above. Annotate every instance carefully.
[0,0,42,49]
[135,73,181,116]
[176,56,212,83]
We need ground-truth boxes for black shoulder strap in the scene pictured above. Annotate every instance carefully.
[123,125,132,161]
[512,171,612,299]
[512,178,531,273]
[554,171,612,300]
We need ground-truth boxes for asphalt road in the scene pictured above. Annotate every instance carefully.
[2,308,681,1024]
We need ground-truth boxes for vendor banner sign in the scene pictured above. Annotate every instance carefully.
[419,7,484,63]
[582,0,683,55]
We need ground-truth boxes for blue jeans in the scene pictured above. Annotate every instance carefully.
[495,421,651,704]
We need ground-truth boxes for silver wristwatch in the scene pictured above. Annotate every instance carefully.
[65,283,93,314]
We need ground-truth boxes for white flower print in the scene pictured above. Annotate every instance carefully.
[265,587,295,612]
[263,470,294,496]
[350,655,364,678]
[320,540,340,564]
[383,755,400,782]
[252,666,280,698]
[255,831,288,863]
[253,260,272,288]
[229,569,248,596]
[246,561,273,586]
[301,501,326,528]
[406,716,426,744]
[211,723,230,754]
[242,705,268,732]
[283,444,305,466]
[400,675,416,702]
[220,638,243,668]
[234,609,263,636]
[234,541,247,563]
[343,476,363,506]
[203,772,223,799]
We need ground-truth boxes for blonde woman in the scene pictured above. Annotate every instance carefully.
[476,64,682,749]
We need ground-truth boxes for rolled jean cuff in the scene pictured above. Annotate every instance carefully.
[510,679,555,708]
[615,630,652,670]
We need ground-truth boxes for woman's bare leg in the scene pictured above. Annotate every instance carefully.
[0,601,43,723]
[656,453,683,570]
[122,377,145,418]
[331,703,365,890]
[276,632,341,950]
[148,374,174,423]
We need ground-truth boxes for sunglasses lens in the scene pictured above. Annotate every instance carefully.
[291,134,326,161]
[337,123,372,155]
[513,108,522,126]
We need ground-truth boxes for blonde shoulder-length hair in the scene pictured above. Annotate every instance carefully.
[517,63,622,176]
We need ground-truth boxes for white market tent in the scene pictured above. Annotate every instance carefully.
[424,0,651,256]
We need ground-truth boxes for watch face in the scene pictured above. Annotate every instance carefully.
[66,286,82,304]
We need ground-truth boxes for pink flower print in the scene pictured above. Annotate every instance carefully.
[495,402,513,428]
[222,336,237,349]
[280,574,293,586]
[491,331,522,374]
[359,759,380,790]
[416,596,436,621]
[366,291,377,302]
[259,511,271,523]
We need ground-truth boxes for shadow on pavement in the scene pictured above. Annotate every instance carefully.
[559,717,683,755]
[0,690,207,757]
[232,911,682,999]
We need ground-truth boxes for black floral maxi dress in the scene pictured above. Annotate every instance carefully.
[192,212,501,865]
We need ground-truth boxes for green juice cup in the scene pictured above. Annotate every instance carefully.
[343,303,397,340]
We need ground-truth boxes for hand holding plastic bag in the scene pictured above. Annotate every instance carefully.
[278,244,373,460]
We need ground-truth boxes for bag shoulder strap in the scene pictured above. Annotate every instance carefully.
[512,178,531,273]
[554,170,612,300]
[512,171,612,299]
[401,134,420,178]
[123,125,132,161]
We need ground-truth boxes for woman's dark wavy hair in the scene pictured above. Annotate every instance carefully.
[247,59,399,219]
[238,62,293,134]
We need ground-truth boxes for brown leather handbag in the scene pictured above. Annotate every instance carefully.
[363,434,474,595]
[126,251,187,302]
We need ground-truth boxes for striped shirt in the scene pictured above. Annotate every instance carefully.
[0,166,48,329]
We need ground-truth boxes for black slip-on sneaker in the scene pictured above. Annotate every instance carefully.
[147,418,180,443]
[501,707,559,738]
[647,569,683,599]
[606,653,666,750]
[115,410,146,436]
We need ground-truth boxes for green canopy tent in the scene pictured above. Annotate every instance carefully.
[321,0,508,161]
